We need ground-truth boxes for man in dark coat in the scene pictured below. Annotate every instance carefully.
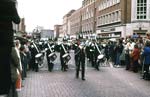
[45,41,55,72]
[0,0,20,95]
[73,40,80,67]
[59,40,70,71]
[8,44,20,97]
[76,42,86,80]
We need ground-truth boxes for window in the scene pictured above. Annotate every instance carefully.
[118,11,121,21]
[102,16,104,25]
[100,17,102,25]
[117,0,120,3]
[137,0,147,19]
[112,13,115,22]
[116,11,119,21]
[109,14,112,23]
[108,14,111,23]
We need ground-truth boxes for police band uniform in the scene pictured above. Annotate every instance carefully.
[59,41,70,71]
[75,42,86,80]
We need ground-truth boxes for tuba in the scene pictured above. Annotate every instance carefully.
[47,43,57,62]
[61,44,71,63]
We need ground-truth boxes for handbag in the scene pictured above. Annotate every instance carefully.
[16,69,22,91]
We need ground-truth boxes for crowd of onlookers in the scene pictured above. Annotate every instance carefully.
[9,39,33,97]
[99,33,150,80]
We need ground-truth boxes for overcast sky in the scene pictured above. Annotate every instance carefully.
[17,0,82,32]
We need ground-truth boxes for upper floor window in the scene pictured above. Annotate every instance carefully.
[137,0,147,19]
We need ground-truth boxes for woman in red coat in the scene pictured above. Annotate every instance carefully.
[131,44,140,72]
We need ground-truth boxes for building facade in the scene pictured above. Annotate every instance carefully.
[63,10,76,37]
[130,0,150,37]
[59,25,63,38]
[54,25,62,38]
[60,0,150,39]
[13,18,26,37]
[40,29,54,40]
[68,8,81,39]
[96,0,131,38]
[19,18,26,33]
[81,0,96,39]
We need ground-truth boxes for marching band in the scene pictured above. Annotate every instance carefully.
[13,33,150,81]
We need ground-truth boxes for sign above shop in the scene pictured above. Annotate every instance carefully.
[101,28,115,32]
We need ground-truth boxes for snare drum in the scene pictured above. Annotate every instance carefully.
[62,53,71,63]
[48,52,57,62]
[97,54,104,60]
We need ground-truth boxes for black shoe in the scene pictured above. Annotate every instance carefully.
[95,67,99,71]
[76,76,79,79]
[82,78,86,81]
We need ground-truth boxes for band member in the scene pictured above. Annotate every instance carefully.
[73,40,80,67]
[85,40,91,61]
[89,40,96,67]
[29,42,39,72]
[59,39,70,71]
[76,42,86,80]
[45,41,55,72]
[94,41,102,71]
[89,39,100,70]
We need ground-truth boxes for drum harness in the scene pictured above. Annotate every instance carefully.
[47,42,53,53]
[61,44,67,55]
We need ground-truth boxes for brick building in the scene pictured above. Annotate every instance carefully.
[68,8,82,39]
[63,10,76,37]
[59,0,150,39]
[81,0,96,39]
[54,25,62,38]
[96,0,131,38]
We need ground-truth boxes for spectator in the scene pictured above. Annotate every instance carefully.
[130,44,140,73]
[0,0,20,95]
[8,43,21,97]
[142,41,150,79]
[20,45,27,80]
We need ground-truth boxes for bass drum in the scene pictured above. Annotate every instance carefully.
[62,53,71,63]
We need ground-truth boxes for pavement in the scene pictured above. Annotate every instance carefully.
[18,67,150,97]
[18,51,150,97]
